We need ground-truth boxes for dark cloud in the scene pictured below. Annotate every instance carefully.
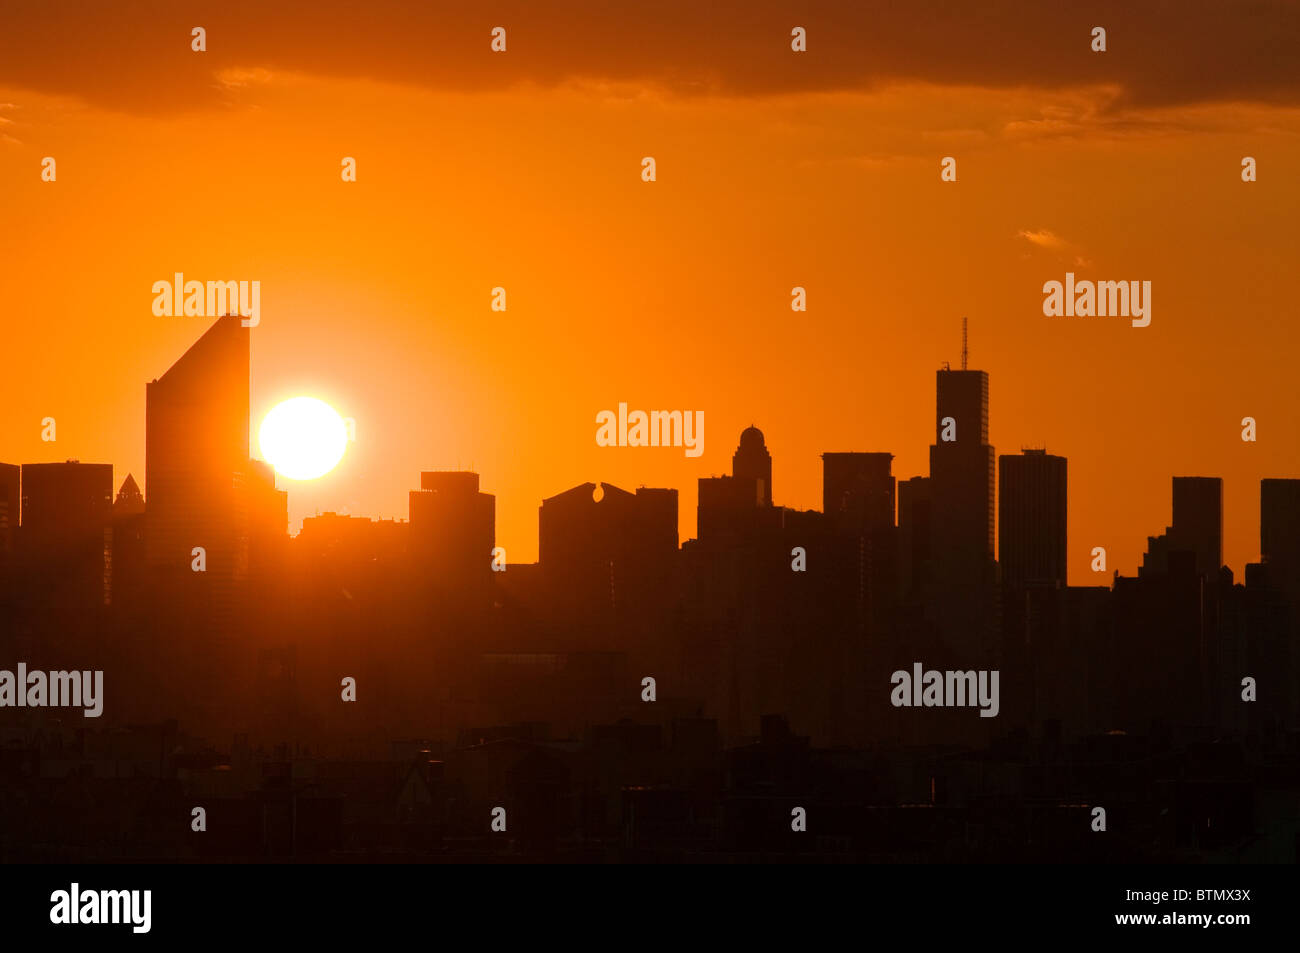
[1,0,1297,114]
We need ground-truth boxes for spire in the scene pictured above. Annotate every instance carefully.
[114,473,144,515]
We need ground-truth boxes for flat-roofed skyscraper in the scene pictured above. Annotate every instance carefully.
[20,461,113,609]
[1261,478,1300,599]
[998,449,1067,589]
[898,475,932,600]
[1140,476,1224,579]
[409,470,495,602]
[0,463,18,600]
[1172,476,1222,576]
[928,366,997,654]
[822,452,894,536]
[1262,479,1300,566]
[931,369,994,560]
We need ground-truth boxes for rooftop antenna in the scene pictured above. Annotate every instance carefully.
[961,317,968,371]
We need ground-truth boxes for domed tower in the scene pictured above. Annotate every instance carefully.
[733,425,773,507]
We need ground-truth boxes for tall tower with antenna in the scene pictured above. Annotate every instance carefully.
[927,317,997,657]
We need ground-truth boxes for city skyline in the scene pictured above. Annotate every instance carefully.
[4,4,1300,582]
[1,315,1293,591]
[3,307,1295,784]
[4,0,1300,880]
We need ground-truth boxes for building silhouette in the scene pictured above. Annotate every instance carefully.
[539,482,676,629]
[145,314,252,630]
[697,474,766,545]
[821,452,894,536]
[998,449,1067,590]
[1260,478,1300,588]
[926,362,997,657]
[408,470,494,600]
[1172,476,1223,576]
[111,473,147,618]
[19,460,113,611]
[0,462,17,605]
[1141,476,1222,579]
[1259,478,1300,722]
[820,450,897,639]
[897,475,932,601]
[298,511,409,565]
[247,458,289,604]
[3,314,1300,863]
[733,426,773,507]
[698,427,785,546]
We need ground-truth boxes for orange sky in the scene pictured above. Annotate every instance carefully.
[2,2,1298,581]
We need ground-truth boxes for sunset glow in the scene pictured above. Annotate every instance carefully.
[259,396,347,480]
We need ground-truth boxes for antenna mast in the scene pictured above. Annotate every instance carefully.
[961,316,968,370]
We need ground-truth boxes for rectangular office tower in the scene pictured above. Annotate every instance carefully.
[409,470,495,599]
[930,369,994,555]
[0,463,17,600]
[898,476,932,599]
[822,452,898,640]
[697,474,766,545]
[1261,479,1300,563]
[821,452,895,536]
[927,368,997,653]
[998,449,1067,589]
[1261,478,1300,596]
[1172,476,1223,576]
[20,461,114,609]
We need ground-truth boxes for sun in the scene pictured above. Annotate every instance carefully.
[259,396,348,480]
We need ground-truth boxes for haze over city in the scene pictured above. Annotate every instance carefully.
[2,1,1299,580]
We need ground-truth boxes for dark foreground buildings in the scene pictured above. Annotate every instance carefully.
[0,317,1297,862]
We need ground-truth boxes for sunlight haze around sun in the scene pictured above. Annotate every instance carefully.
[259,397,348,481]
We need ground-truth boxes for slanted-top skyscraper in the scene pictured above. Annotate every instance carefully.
[145,315,251,627]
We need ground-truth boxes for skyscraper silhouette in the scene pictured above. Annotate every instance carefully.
[111,473,148,619]
[821,452,895,536]
[0,463,17,605]
[927,362,997,655]
[409,470,495,601]
[540,481,676,619]
[1142,476,1223,578]
[697,474,765,545]
[145,315,251,631]
[733,426,773,507]
[1172,477,1223,576]
[998,449,1067,590]
[1260,477,1300,609]
[1261,478,1300,569]
[897,475,932,602]
[18,461,113,610]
